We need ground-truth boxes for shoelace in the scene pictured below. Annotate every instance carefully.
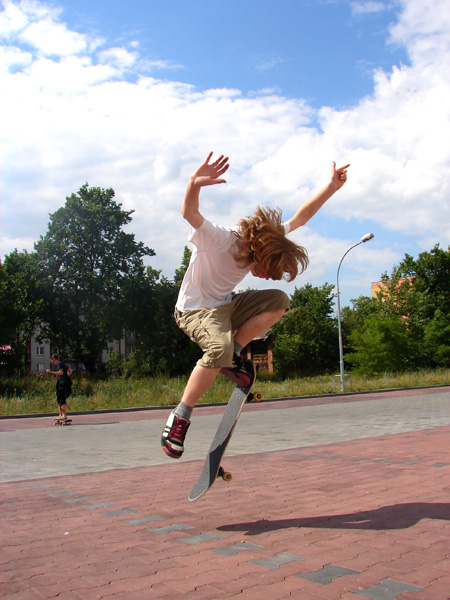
[169,417,189,441]
[233,355,246,373]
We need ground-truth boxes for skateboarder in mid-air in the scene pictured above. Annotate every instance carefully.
[161,152,349,459]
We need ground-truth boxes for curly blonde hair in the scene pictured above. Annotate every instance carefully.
[234,206,308,281]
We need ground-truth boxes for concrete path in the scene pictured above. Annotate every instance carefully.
[1,386,449,599]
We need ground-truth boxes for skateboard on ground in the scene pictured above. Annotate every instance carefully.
[54,417,72,426]
[188,361,256,502]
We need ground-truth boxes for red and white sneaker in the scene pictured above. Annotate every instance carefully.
[161,411,190,459]
[221,354,255,387]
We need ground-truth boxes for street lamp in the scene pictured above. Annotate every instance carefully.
[335,233,374,392]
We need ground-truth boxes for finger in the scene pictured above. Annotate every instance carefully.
[202,178,227,186]
[204,151,214,165]
[216,163,229,176]
[337,164,350,171]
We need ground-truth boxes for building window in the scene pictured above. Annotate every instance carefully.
[36,347,45,355]
[37,363,45,373]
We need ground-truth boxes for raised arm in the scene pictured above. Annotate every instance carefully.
[287,162,350,233]
[181,152,229,229]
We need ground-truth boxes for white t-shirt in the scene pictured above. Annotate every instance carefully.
[176,219,250,312]
[176,218,291,312]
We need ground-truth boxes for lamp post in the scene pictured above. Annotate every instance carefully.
[336,233,374,392]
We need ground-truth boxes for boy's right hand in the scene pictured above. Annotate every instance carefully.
[190,152,229,187]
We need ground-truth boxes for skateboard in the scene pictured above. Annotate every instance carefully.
[54,418,72,426]
[188,361,256,502]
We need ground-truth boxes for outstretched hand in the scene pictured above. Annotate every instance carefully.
[191,152,229,187]
[331,161,350,191]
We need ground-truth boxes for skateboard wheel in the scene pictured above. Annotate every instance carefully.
[218,467,233,482]
[253,392,263,401]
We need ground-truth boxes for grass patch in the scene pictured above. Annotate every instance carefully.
[0,368,449,416]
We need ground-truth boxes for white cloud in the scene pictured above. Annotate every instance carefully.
[255,55,286,72]
[389,0,450,65]
[0,0,28,37]
[98,46,138,69]
[1,0,449,305]
[351,1,391,16]
[19,16,87,55]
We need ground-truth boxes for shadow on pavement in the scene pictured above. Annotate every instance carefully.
[218,502,450,535]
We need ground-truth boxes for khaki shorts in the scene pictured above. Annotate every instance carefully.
[175,289,289,368]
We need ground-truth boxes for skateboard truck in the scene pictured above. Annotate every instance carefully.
[247,391,263,402]
[218,466,232,482]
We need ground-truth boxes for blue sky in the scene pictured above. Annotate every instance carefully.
[1,0,449,307]
[59,0,409,108]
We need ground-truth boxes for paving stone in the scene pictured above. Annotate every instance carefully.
[19,483,50,488]
[177,531,225,545]
[147,523,193,534]
[100,508,138,517]
[295,564,360,585]
[48,491,78,497]
[213,542,262,556]
[3,391,450,600]
[251,552,307,569]
[63,496,97,503]
[353,578,423,599]
[80,502,116,509]
[121,515,163,525]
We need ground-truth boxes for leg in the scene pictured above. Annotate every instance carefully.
[180,365,221,408]
[162,367,220,459]
[234,308,287,347]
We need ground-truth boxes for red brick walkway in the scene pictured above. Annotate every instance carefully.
[2,425,449,599]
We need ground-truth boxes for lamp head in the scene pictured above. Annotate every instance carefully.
[361,233,374,243]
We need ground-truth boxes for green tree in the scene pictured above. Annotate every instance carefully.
[341,295,377,360]
[346,314,413,375]
[423,310,450,367]
[342,244,450,373]
[395,244,450,318]
[174,246,192,287]
[0,251,43,375]
[272,283,337,377]
[118,248,201,377]
[34,183,154,373]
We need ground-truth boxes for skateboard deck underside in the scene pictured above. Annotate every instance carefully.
[188,384,251,501]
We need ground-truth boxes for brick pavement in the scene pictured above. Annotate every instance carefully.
[2,417,449,599]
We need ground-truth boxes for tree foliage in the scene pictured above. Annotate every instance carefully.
[344,244,450,374]
[119,260,201,377]
[0,251,43,375]
[272,283,337,377]
[2,180,448,383]
[34,184,154,373]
